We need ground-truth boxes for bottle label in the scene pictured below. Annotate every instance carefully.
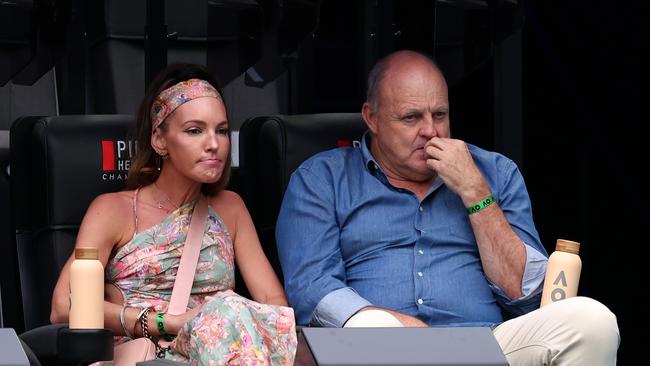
[550,270,568,302]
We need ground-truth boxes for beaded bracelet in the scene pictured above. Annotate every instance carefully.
[156,312,175,341]
[138,307,153,339]
[133,307,150,337]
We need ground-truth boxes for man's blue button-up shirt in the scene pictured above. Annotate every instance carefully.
[276,133,548,328]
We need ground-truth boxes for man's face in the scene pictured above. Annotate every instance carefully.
[365,60,450,183]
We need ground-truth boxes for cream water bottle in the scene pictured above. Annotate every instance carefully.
[69,247,104,328]
[540,239,582,307]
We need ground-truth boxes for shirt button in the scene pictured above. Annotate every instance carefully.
[417,299,424,305]
[419,206,423,212]
[418,250,424,255]
[417,272,423,277]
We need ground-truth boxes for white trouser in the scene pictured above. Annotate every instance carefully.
[493,296,620,366]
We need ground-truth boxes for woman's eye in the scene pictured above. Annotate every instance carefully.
[218,127,230,135]
[186,128,202,135]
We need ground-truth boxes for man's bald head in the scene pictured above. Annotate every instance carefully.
[366,50,447,112]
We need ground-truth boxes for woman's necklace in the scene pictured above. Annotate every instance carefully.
[153,181,181,211]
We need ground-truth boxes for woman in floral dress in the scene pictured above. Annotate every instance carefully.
[50,63,297,365]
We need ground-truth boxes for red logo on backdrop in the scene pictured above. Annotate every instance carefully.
[101,140,136,181]
[337,139,361,148]
[102,141,116,171]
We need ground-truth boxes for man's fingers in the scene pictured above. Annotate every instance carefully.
[425,146,441,160]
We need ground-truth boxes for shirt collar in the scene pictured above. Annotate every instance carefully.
[360,131,444,195]
[360,131,380,173]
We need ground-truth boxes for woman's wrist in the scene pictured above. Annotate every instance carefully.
[163,313,181,335]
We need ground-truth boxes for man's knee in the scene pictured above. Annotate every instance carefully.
[552,296,619,346]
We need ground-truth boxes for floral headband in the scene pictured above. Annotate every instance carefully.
[150,78,222,131]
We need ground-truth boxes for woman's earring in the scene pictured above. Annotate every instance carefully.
[154,149,168,159]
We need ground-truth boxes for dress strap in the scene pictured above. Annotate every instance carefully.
[132,187,141,236]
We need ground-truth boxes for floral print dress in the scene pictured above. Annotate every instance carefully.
[106,192,297,365]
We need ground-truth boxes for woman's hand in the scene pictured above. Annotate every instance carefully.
[163,305,203,334]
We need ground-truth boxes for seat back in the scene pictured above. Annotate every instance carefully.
[10,115,134,330]
[238,113,367,284]
[0,128,22,329]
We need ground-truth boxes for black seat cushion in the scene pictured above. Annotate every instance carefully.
[10,115,134,330]
[238,113,367,285]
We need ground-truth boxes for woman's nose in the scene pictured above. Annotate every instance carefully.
[206,132,219,150]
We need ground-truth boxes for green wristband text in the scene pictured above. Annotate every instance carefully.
[467,195,495,215]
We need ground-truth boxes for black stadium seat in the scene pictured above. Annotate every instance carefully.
[10,115,134,331]
[238,113,368,284]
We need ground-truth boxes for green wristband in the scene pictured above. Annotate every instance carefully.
[156,312,175,341]
[466,194,495,215]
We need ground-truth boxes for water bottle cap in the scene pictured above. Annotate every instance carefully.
[75,247,99,259]
[556,239,580,254]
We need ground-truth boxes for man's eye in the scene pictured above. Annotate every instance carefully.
[434,112,447,119]
[402,114,417,122]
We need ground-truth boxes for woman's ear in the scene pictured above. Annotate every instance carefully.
[150,127,167,156]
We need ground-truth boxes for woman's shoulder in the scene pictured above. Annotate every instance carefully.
[208,190,248,218]
[86,189,136,219]
[209,189,244,205]
[76,189,138,248]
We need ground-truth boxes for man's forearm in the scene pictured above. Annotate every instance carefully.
[469,203,526,299]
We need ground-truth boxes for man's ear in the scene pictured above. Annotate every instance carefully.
[151,127,167,156]
[362,102,378,134]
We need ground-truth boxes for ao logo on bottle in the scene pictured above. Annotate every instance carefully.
[550,270,568,302]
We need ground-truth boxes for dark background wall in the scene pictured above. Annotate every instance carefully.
[522,1,647,363]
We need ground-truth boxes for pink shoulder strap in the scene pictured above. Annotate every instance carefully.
[166,196,209,315]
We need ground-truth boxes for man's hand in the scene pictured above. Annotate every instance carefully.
[424,137,491,205]
[425,137,526,299]
[351,306,428,327]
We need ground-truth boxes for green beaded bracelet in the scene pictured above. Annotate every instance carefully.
[156,312,175,341]
[466,194,495,215]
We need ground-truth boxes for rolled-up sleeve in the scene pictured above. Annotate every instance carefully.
[277,164,371,325]
[487,243,547,314]
[312,287,373,327]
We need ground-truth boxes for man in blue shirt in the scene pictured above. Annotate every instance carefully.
[276,50,619,365]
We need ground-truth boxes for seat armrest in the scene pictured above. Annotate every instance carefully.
[19,324,67,365]
[20,324,113,365]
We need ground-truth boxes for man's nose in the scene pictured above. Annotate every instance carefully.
[419,115,437,138]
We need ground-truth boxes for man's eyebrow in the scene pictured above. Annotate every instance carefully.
[398,109,424,116]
